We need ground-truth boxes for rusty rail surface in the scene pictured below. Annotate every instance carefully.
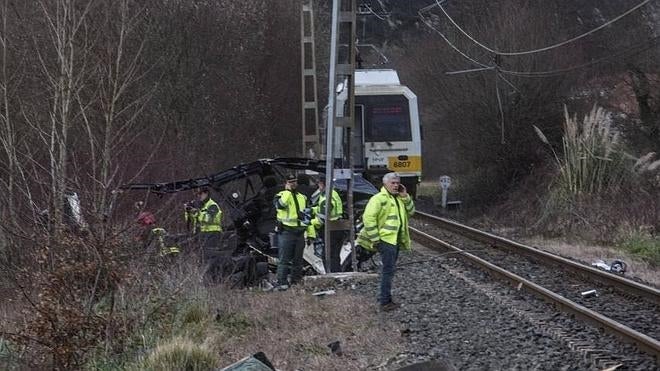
[410,220,660,360]
[414,211,660,305]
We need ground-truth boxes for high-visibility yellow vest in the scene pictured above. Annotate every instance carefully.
[274,190,314,238]
[357,187,415,251]
[311,188,343,229]
[151,227,181,256]
[198,198,222,232]
[185,198,222,233]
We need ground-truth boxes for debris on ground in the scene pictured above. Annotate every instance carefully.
[327,340,342,356]
[591,259,627,274]
[580,289,598,298]
[219,352,276,371]
[312,289,336,297]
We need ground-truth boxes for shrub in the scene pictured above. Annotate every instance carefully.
[531,105,660,240]
[535,105,632,198]
[139,337,217,371]
[177,300,211,327]
[4,235,131,369]
[618,227,660,265]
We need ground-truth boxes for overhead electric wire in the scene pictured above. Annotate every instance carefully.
[420,2,660,78]
[496,71,520,93]
[445,66,494,75]
[494,72,505,144]
[499,35,660,77]
[364,4,386,21]
[434,0,653,56]
[418,10,490,68]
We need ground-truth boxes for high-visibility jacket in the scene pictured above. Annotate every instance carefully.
[185,198,222,233]
[311,188,343,229]
[274,190,316,238]
[357,187,415,251]
[152,227,181,256]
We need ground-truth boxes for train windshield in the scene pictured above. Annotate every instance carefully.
[359,95,411,142]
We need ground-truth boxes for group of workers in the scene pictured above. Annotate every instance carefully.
[173,171,414,312]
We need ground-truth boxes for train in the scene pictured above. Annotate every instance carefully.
[334,68,422,197]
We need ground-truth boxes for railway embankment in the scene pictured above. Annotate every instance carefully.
[349,242,658,370]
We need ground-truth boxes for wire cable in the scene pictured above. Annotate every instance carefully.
[495,72,505,144]
[364,4,386,21]
[418,10,490,68]
[498,35,660,77]
[434,0,653,56]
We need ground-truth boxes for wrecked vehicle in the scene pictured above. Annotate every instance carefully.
[120,158,378,286]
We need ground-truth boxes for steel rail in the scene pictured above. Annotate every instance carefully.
[414,211,660,305]
[410,227,660,360]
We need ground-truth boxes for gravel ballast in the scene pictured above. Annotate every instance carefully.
[352,244,658,370]
[410,218,660,342]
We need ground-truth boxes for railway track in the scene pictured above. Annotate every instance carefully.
[410,211,660,362]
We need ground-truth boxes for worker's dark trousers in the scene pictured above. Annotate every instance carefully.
[276,229,305,285]
[377,241,399,305]
[199,231,222,280]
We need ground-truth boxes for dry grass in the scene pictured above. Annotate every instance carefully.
[208,288,402,370]
[520,236,660,287]
[139,336,218,371]
[101,260,400,370]
[534,105,630,197]
[1,253,403,370]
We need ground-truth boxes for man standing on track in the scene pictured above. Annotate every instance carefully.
[357,172,415,311]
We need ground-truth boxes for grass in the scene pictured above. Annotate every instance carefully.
[0,337,17,369]
[213,311,253,337]
[521,236,660,287]
[417,181,442,199]
[534,105,631,198]
[618,228,660,266]
[138,337,218,371]
[76,261,402,370]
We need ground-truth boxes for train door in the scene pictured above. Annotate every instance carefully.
[353,104,365,170]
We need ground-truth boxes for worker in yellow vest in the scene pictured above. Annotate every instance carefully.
[311,174,344,272]
[357,172,414,312]
[273,174,314,290]
[184,187,222,266]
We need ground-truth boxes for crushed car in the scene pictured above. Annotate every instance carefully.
[119,157,378,286]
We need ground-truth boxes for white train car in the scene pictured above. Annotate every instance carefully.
[352,69,422,197]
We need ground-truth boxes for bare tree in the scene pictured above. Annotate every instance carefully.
[0,0,18,228]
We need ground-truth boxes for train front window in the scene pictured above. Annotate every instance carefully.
[359,95,411,142]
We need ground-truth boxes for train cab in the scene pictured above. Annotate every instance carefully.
[353,69,422,196]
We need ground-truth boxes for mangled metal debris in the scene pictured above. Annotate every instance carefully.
[120,158,379,287]
[591,259,627,275]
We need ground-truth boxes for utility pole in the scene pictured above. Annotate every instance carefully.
[301,0,320,158]
[324,0,357,273]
